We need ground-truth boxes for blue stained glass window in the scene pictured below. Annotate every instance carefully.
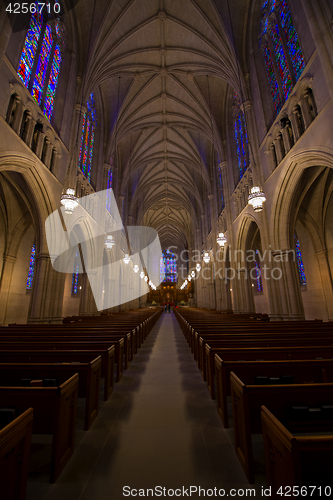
[233,94,249,179]
[71,251,80,295]
[294,235,306,286]
[160,249,177,282]
[78,93,96,182]
[255,249,263,292]
[18,9,43,86]
[278,0,305,80]
[26,243,36,290]
[262,40,282,114]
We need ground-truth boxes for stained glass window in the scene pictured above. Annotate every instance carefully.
[71,251,80,295]
[44,44,62,120]
[26,243,36,290]
[270,22,292,100]
[32,24,53,105]
[294,234,306,286]
[259,0,305,115]
[160,249,177,282]
[233,94,249,179]
[18,10,43,86]
[78,94,96,182]
[17,9,63,121]
[254,249,263,292]
[279,0,305,80]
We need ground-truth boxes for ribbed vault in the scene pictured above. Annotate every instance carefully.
[73,0,249,251]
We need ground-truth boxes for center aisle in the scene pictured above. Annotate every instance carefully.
[40,312,249,500]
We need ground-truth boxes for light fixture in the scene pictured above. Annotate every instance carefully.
[144,276,148,282]
[184,280,188,286]
[188,276,192,281]
[148,280,152,286]
[60,188,79,215]
[248,186,266,212]
[140,271,144,279]
[196,263,201,272]
[217,232,227,247]
[105,234,115,249]
[203,252,210,263]
[133,264,139,273]
[123,254,130,264]
[191,270,195,277]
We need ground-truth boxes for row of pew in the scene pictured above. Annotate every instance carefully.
[174,307,333,494]
[0,307,162,500]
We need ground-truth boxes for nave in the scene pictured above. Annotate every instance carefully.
[27,312,249,500]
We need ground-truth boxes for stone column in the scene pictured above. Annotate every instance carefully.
[12,98,24,134]
[280,127,292,154]
[279,250,304,320]
[35,131,45,159]
[273,138,284,164]
[299,97,313,129]
[315,250,333,320]
[26,118,36,149]
[79,271,98,316]
[43,139,52,169]
[290,110,301,142]
[0,255,16,325]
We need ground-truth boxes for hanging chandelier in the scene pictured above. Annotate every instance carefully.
[196,263,201,272]
[203,252,210,263]
[140,271,144,279]
[217,232,227,247]
[191,270,195,277]
[105,234,115,249]
[144,276,148,282]
[60,188,79,215]
[133,264,139,273]
[123,254,130,264]
[248,186,266,212]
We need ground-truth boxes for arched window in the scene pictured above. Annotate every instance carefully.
[233,94,249,180]
[160,249,177,283]
[259,0,305,115]
[26,243,36,290]
[71,251,80,295]
[294,234,306,286]
[78,93,96,182]
[17,3,63,122]
[254,249,263,292]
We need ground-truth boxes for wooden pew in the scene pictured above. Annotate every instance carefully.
[206,344,333,399]
[0,348,114,401]
[215,357,333,428]
[230,371,333,483]
[0,339,123,382]
[0,374,79,482]
[261,406,333,498]
[0,408,33,500]
[0,357,101,430]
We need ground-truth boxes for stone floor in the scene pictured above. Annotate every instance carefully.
[27,312,254,500]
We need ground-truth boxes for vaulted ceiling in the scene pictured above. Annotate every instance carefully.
[71,0,250,252]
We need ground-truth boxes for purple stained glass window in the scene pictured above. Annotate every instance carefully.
[18,9,43,86]
[255,250,263,292]
[44,44,62,120]
[71,251,80,295]
[262,40,282,114]
[26,243,36,290]
[270,22,293,100]
[279,0,305,80]
[32,24,53,105]
[294,235,306,286]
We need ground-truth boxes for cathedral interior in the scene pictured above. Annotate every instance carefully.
[1,0,333,498]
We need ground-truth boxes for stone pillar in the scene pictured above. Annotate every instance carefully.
[35,132,45,159]
[278,250,304,320]
[12,98,24,134]
[315,250,333,320]
[280,126,292,154]
[0,255,16,325]
[299,97,313,129]
[273,138,284,164]
[43,139,52,168]
[27,253,64,323]
[79,271,98,316]
[26,118,36,150]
